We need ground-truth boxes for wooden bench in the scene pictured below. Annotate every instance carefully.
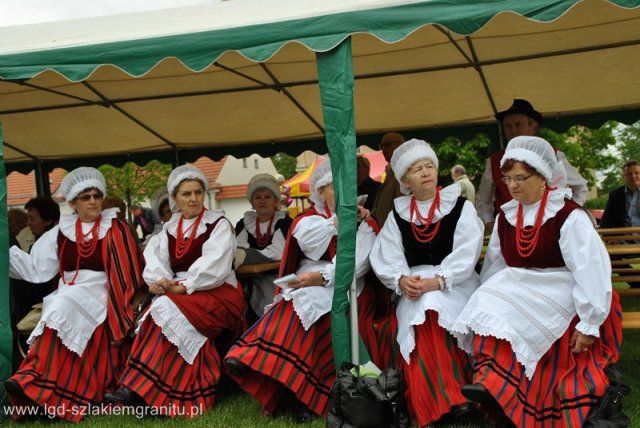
[622,312,640,329]
[235,262,280,279]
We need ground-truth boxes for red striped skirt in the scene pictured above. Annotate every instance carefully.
[225,285,376,417]
[403,310,472,427]
[7,324,130,422]
[472,318,618,427]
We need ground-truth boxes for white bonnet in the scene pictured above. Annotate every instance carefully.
[167,164,208,211]
[391,139,439,195]
[60,167,106,202]
[247,173,281,201]
[309,158,332,211]
[500,136,565,186]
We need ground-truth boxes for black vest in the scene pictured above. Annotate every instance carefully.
[393,196,466,267]
[236,216,293,250]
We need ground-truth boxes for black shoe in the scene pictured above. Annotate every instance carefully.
[104,387,136,405]
[294,403,314,424]
[225,357,248,376]
[5,378,27,400]
[461,383,492,404]
[450,402,476,421]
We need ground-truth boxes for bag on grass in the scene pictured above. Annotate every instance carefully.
[16,303,42,335]
[584,365,630,428]
[327,363,409,428]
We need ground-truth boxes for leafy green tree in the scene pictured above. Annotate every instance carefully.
[617,122,640,165]
[435,133,492,187]
[271,152,297,179]
[99,160,171,220]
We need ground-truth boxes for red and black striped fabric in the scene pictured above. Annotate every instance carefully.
[119,317,221,418]
[8,325,130,422]
[225,285,377,417]
[402,310,472,427]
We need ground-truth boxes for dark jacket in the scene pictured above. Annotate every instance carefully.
[600,186,627,228]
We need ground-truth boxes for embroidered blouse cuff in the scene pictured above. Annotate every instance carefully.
[575,320,601,338]
[320,270,333,287]
[435,272,452,292]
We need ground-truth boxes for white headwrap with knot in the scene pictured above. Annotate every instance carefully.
[60,167,107,202]
[500,136,567,188]
[167,164,208,211]
[309,158,332,213]
[391,138,439,195]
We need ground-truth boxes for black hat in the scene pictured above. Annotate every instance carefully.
[495,99,543,125]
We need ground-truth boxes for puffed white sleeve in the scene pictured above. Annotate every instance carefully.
[142,230,174,285]
[476,158,496,224]
[183,219,237,294]
[259,228,287,261]
[293,215,336,261]
[558,152,588,206]
[479,214,507,283]
[9,226,59,282]
[437,201,484,290]
[560,210,612,337]
[370,213,410,294]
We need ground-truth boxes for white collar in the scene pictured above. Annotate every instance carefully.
[59,207,119,242]
[242,210,287,234]
[500,188,573,227]
[393,183,461,224]
[166,209,225,238]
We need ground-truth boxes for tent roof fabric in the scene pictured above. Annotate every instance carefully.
[0,0,639,173]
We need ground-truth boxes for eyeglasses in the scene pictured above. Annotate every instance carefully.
[75,193,103,202]
[501,174,534,184]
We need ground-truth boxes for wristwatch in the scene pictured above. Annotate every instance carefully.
[435,274,446,291]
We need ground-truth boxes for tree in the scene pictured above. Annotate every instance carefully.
[99,160,171,220]
[435,133,492,187]
[271,152,297,179]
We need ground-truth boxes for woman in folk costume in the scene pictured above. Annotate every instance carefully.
[370,138,484,427]
[235,174,293,320]
[5,167,145,422]
[225,158,380,422]
[453,136,622,427]
[105,164,245,417]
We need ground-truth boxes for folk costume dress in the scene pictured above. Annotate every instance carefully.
[225,206,378,417]
[236,209,292,316]
[118,209,245,417]
[7,208,145,422]
[453,188,622,427]
[370,183,484,427]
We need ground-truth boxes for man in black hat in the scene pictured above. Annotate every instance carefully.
[476,99,588,233]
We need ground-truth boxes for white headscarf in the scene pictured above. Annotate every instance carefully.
[167,164,208,212]
[500,136,567,188]
[309,158,332,213]
[60,167,106,202]
[391,138,439,195]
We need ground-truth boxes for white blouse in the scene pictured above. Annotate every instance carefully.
[236,210,288,260]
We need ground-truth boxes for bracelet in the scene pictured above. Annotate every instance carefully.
[321,271,331,286]
[435,274,446,292]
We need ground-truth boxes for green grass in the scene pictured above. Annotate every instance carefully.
[5,298,639,427]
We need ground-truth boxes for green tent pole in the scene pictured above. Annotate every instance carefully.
[316,38,358,368]
[0,123,12,409]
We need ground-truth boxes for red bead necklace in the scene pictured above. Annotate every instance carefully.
[515,187,550,258]
[175,210,205,260]
[255,214,275,248]
[59,216,101,285]
[410,188,441,243]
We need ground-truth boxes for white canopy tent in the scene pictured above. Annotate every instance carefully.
[1,0,639,382]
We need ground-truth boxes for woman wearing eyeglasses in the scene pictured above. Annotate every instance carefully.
[105,164,245,418]
[5,167,145,422]
[369,139,484,428]
[453,136,622,427]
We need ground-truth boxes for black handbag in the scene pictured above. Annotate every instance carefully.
[583,365,630,428]
[327,363,409,428]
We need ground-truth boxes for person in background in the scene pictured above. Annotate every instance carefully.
[373,132,405,226]
[357,155,381,211]
[453,136,621,427]
[600,159,640,228]
[102,196,127,222]
[476,99,588,234]
[5,167,145,422]
[130,203,156,240]
[370,139,483,427]
[235,174,292,322]
[451,164,476,205]
[225,159,380,423]
[8,208,27,247]
[105,164,245,418]
[140,189,172,248]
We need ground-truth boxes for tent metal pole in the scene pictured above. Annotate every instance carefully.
[349,276,359,365]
